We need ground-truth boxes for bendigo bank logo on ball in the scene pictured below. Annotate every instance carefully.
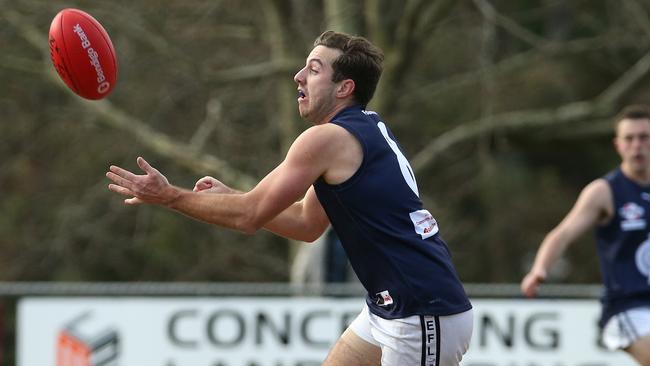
[71,23,111,94]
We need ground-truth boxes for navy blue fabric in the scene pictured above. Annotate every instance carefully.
[313,105,471,319]
[597,168,650,327]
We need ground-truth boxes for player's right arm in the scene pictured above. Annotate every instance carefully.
[521,178,613,297]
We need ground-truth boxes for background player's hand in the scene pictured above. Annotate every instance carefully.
[193,176,235,194]
[520,269,546,298]
[107,157,177,206]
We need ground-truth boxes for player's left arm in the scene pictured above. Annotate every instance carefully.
[260,186,329,242]
[192,176,329,242]
[107,125,338,240]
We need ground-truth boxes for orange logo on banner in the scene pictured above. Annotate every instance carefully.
[56,331,91,366]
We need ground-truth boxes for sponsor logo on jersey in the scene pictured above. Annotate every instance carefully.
[409,209,439,239]
[376,290,394,306]
[361,109,378,116]
[619,202,646,231]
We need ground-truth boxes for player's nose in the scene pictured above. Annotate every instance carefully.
[294,67,306,84]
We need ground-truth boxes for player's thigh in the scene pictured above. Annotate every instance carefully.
[626,334,650,365]
[323,327,381,366]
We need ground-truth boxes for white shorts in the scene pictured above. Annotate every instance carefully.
[349,304,473,366]
[601,306,650,350]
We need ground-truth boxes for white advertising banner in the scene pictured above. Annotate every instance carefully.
[17,297,636,366]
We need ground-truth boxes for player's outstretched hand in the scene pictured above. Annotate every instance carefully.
[193,176,235,194]
[520,269,546,298]
[106,157,177,206]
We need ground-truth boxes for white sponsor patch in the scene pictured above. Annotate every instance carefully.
[375,290,394,306]
[619,202,646,231]
[409,209,438,239]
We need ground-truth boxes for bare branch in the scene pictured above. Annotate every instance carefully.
[473,0,547,48]
[189,98,222,153]
[364,0,387,49]
[596,50,650,105]
[324,0,362,34]
[623,0,650,39]
[413,0,460,38]
[400,35,627,103]
[3,9,49,59]
[411,101,601,172]
[204,59,301,83]
[84,98,257,189]
[411,49,650,172]
[4,9,257,189]
[372,0,457,112]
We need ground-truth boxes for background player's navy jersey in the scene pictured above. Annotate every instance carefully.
[313,105,471,319]
[597,168,650,327]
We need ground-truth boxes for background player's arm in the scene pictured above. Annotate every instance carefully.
[521,179,612,297]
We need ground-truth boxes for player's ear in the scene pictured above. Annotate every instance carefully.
[336,79,355,98]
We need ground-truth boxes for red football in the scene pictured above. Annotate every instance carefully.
[49,8,118,100]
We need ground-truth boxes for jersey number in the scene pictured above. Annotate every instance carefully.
[377,122,419,197]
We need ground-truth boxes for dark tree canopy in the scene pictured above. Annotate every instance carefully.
[2,0,650,284]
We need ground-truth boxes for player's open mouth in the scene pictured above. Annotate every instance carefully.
[297,89,306,101]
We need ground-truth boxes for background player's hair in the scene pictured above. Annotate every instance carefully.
[614,104,650,130]
[313,31,384,107]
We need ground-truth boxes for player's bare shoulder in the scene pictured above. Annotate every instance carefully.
[294,123,362,185]
[582,178,614,224]
[284,123,360,179]
[295,123,360,156]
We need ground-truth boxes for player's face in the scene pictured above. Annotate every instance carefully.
[615,118,650,173]
[294,45,342,124]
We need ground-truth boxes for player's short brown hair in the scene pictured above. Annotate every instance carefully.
[313,31,384,107]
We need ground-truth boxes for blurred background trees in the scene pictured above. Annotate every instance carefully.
[1,0,650,284]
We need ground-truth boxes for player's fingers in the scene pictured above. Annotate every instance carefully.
[108,165,138,181]
[521,276,539,298]
[527,285,538,298]
[521,277,531,296]
[194,180,213,192]
[106,171,134,189]
[522,285,534,298]
[195,176,214,185]
[108,183,135,197]
[125,197,143,205]
[137,157,157,174]
[108,184,143,204]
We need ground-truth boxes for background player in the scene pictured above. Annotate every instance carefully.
[521,105,650,365]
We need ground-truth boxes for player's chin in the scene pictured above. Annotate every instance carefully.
[297,106,309,119]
